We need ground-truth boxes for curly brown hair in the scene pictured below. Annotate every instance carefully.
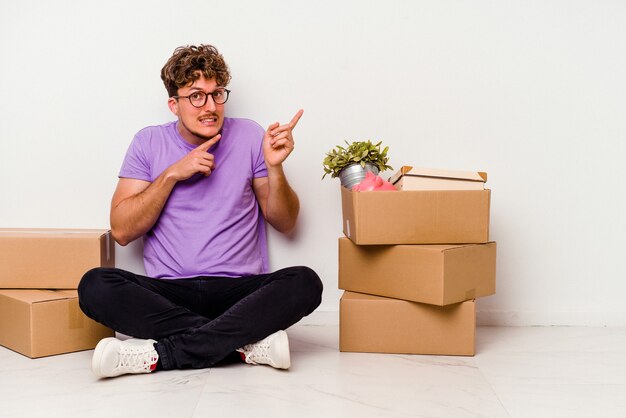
[160,44,232,97]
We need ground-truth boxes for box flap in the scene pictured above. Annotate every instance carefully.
[0,228,109,238]
[342,291,388,302]
[338,237,478,252]
[439,242,495,252]
[387,165,414,184]
[0,289,78,304]
[389,166,487,185]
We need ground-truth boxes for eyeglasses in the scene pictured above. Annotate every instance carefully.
[173,88,231,107]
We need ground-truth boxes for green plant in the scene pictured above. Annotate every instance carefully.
[322,140,393,179]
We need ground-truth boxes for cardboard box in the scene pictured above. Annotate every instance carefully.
[0,228,114,289]
[338,238,496,306]
[340,291,475,356]
[389,166,487,190]
[0,289,114,358]
[340,187,490,244]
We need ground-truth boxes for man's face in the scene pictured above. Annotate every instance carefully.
[168,75,225,146]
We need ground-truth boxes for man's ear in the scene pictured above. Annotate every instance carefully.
[168,97,179,116]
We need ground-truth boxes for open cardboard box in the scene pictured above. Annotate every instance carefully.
[0,228,114,289]
[340,186,490,245]
[0,289,114,358]
[340,291,475,356]
[338,237,496,306]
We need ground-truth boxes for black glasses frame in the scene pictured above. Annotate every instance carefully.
[173,88,231,107]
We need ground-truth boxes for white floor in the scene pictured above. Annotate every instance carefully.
[1,325,626,418]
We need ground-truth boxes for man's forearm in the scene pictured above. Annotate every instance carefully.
[110,173,178,245]
[264,165,300,234]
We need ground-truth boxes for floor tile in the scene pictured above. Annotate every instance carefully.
[475,351,626,385]
[209,350,487,386]
[0,349,209,418]
[193,382,510,418]
[491,384,626,418]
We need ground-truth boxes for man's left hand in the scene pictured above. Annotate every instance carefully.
[263,109,303,167]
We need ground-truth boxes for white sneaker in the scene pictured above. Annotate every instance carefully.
[92,337,159,378]
[237,330,291,370]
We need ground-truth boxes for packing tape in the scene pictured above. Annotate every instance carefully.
[106,233,110,262]
[465,288,476,300]
[68,298,85,329]
[346,220,351,237]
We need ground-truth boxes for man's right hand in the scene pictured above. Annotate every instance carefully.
[110,134,221,246]
[166,134,222,181]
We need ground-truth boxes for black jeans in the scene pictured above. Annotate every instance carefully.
[77,266,323,370]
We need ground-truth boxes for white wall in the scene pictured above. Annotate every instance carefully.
[1,0,625,326]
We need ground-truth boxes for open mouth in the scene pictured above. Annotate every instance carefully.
[199,116,218,126]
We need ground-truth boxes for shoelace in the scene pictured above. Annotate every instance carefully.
[117,345,158,372]
[244,342,271,363]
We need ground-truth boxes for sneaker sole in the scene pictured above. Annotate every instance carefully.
[92,337,118,378]
[273,330,291,370]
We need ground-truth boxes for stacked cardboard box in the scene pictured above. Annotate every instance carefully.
[0,229,115,358]
[338,167,496,356]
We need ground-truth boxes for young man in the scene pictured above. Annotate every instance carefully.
[78,44,323,378]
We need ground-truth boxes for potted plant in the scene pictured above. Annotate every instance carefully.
[322,140,393,189]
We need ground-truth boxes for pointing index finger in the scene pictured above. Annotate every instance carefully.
[196,134,221,151]
[289,109,304,129]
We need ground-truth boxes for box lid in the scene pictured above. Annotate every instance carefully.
[388,166,487,185]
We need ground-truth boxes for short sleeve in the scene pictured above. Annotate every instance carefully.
[118,131,152,181]
[252,127,268,179]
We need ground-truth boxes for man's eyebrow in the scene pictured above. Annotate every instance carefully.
[187,87,224,93]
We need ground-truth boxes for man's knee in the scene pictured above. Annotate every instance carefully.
[295,266,323,293]
[78,267,103,298]
[288,266,323,310]
[77,267,105,316]
[77,267,120,310]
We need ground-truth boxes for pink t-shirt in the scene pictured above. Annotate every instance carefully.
[119,118,269,278]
